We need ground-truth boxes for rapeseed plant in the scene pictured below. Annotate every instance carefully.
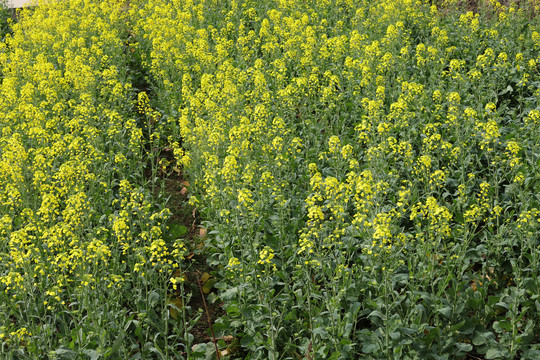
[135,0,540,357]
[1,0,189,357]
[2,0,540,358]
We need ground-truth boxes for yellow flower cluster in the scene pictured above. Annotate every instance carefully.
[135,0,539,260]
[0,0,185,348]
[133,0,540,355]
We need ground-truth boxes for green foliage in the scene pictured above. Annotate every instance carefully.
[134,0,540,358]
[1,0,540,359]
[0,0,193,358]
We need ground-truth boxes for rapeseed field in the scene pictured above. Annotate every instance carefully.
[1,0,539,358]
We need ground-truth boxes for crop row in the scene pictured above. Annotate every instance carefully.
[135,0,540,358]
[0,1,186,358]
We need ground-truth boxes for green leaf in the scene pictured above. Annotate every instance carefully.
[455,343,473,352]
[220,286,238,300]
[230,320,243,328]
[449,320,465,332]
[486,348,505,359]
[108,330,125,356]
[437,307,452,319]
[169,224,187,238]
[362,342,379,354]
[202,278,217,294]
[213,281,227,290]
[313,327,329,338]
[190,343,208,357]
[284,309,297,321]
[398,327,417,335]
[472,330,494,346]
[493,320,512,332]
[82,349,101,360]
[240,334,254,347]
[524,350,540,359]
[368,310,384,321]
[225,304,240,316]
[54,348,77,359]
[460,319,476,335]
[134,325,143,340]
[148,291,160,307]
[432,354,450,360]
[498,85,513,96]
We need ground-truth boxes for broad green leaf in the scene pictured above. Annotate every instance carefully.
[169,224,187,238]
[313,327,329,338]
[437,307,452,319]
[202,278,217,294]
[362,342,379,354]
[498,85,513,96]
[486,348,505,359]
[82,349,101,360]
[455,343,473,352]
[472,330,494,346]
[368,310,384,321]
[54,348,77,357]
[148,291,160,307]
[493,320,512,332]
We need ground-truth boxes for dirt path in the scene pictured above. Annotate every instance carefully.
[6,0,38,8]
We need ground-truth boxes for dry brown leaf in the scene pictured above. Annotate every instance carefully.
[471,279,483,291]
[199,227,207,237]
[219,349,230,357]
[205,335,235,342]
[219,342,240,357]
